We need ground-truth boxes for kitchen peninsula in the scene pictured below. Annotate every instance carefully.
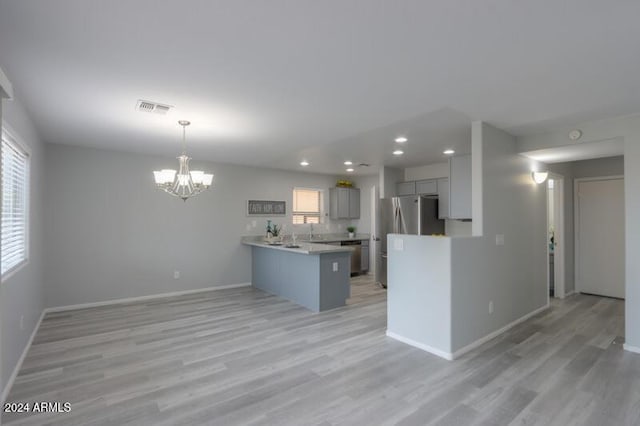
[242,237,353,312]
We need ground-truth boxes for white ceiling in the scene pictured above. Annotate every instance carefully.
[1,1,639,174]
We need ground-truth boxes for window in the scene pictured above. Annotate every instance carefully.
[2,129,29,277]
[292,188,321,224]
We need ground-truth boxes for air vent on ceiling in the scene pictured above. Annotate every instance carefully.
[358,163,370,167]
[136,100,173,114]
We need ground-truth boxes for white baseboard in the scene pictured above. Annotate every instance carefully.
[387,304,550,362]
[450,303,550,360]
[624,344,640,355]
[561,290,576,299]
[385,331,454,361]
[45,283,252,313]
[1,310,46,404]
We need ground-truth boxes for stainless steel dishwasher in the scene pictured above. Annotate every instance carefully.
[341,240,361,275]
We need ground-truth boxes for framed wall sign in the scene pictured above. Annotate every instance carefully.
[247,200,286,216]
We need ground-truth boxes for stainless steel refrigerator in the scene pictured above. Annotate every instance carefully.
[375,196,445,288]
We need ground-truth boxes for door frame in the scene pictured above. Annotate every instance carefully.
[370,185,379,278]
[574,175,625,295]
[547,173,566,300]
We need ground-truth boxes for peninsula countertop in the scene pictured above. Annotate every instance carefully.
[241,237,353,255]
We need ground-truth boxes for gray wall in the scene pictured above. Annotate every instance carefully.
[517,114,640,351]
[1,96,46,396]
[379,166,403,199]
[572,155,624,178]
[387,235,452,354]
[43,143,374,308]
[404,162,449,181]
[450,122,547,353]
[351,174,377,237]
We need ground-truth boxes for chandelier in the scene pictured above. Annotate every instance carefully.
[153,120,214,201]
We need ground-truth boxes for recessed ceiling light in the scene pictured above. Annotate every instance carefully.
[443,149,455,155]
[395,136,408,143]
[393,150,404,156]
[344,161,353,166]
[300,160,309,166]
[346,168,354,172]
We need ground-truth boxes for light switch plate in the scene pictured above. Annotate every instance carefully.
[332,262,339,272]
[496,234,505,246]
[393,238,404,251]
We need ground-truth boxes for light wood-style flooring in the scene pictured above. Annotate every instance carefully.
[4,276,639,425]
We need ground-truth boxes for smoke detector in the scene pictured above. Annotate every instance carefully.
[569,129,582,141]
[136,100,173,115]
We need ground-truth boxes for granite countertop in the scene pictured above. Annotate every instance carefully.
[241,238,353,255]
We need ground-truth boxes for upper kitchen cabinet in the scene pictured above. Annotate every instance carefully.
[396,181,416,196]
[449,154,472,219]
[437,177,449,219]
[329,187,360,219]
[415,179,438,195]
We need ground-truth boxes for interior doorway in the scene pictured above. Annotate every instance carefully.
[575,176,625,299]
[547,174,565,299]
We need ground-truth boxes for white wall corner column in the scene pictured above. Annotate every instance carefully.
[624,136,640,352]
[471,121,484,237]
[0,65,14,402]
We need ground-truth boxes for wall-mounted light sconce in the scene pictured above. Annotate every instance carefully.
[532,171,549,184]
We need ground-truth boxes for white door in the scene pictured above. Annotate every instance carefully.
[576,178,625,299]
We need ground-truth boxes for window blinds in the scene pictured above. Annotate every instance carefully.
[2,132,29,276]
[292,189,321,224]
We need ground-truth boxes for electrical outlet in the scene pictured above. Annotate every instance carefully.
[20,315,24,330]
[393,238,404,251]
[174,270,180,279]
[251,220,257,228]
[495,234,505,246]
[489,301,494,314]
[332,262,339,272]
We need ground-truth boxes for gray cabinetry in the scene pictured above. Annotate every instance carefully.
[437,177,449,219]
[416,179,437,195]
[449,154,472,219]
[349,188,360,218]
[329,187,360,219]
[396,181,416,196]
[361,239,369,272]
